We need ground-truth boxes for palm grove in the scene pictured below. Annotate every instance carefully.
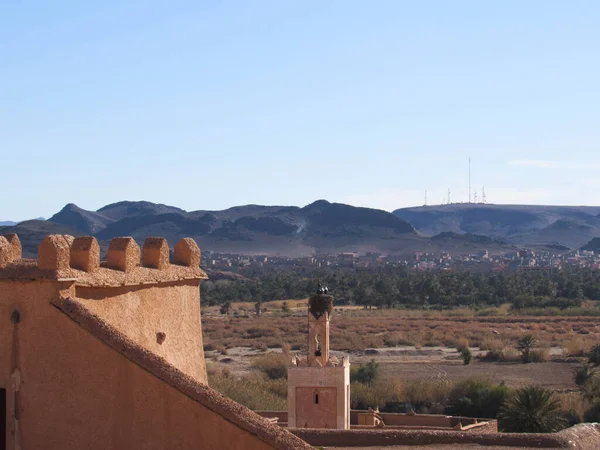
[202,266,600,312]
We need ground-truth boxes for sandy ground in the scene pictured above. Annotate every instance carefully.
[206,345,579,390]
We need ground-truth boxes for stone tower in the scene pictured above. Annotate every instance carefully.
[287,286,350,429]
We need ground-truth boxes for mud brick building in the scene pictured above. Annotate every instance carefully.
[0,233,309,450]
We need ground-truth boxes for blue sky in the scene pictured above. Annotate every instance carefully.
[1,1,599,220]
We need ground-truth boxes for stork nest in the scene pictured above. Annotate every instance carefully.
[309,294,334,319]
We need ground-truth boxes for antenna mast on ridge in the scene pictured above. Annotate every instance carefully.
[424,190,428,206]
[482,186,487,204]
[468,157,472,203]
[447,189,451,205]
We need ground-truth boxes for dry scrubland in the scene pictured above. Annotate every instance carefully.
[202,302,600,356]
[203,302,600,420]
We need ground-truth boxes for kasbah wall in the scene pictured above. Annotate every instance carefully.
[0,233,311,450]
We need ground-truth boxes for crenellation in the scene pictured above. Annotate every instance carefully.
[174,238,201,267]
[38,234,74,271]
[142,237,170,270]
[0,233,22,267]
[107,237,140,273]
[70,236,100,272]
[0,236,11,268]
[4,233,22,261]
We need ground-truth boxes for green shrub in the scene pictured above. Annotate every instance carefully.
[574,363,595,387]
[460,347,472,365]
[219,301,232,315]
[588,344,600,366]
[351,359,380,385]
[351,379,400,410]
[251,353,289,380]
[446,378,511,419]
[584,402,600,422]
[561,409,582,427]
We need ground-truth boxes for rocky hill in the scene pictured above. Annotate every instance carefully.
[9,200,594,258]
[4,200,441,257]
[394,204,600,250]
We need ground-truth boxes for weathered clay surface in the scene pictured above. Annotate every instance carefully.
[3,233,22,261]
[73,280,207,382]
[52,296,312,450]
[174,238,201,267]
[70,236,100,272]
[0,233,312,450]
[142,237,170,269]
[107,236,140,272]
[0,236,10,268]
[38,234,73,271]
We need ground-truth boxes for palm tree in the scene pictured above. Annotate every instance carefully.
[499,386,566,433]
[516,334,537,363]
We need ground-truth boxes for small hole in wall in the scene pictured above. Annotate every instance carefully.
[10,310,20,324]
[156,332,166,344]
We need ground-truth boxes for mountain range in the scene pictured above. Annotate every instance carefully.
[394,204,600,250]
[1,201,599,258]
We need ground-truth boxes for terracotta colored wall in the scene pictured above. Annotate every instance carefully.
[288,364,350,429]
[295,387,337,429]
[74,280,206,383]
[0,280,275,450]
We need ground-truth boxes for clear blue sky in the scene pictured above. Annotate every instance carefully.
[2,1,599,220]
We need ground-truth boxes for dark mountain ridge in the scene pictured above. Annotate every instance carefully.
[9,200,440,257]
[9,200,591,258]
[49,203,114,235]
[394,203,600,249]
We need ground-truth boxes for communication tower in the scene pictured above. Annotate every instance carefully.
[468,157,471,203]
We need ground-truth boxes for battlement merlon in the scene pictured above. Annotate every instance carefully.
[0,233,22,268]
[0,234,207,286]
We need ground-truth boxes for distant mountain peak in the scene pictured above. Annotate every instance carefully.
[97,200,186,220]
[49,204,113,235]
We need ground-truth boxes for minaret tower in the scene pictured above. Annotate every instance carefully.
[287,283,350,429]
[308,284,331,367]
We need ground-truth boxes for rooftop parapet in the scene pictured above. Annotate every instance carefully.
[39,235,74,271]
[174,238,201,267]
[0,234,22,267]
[107,237,140,273]
[70,236,100,273]
[0,234,207,284]
[142,237,170,270]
